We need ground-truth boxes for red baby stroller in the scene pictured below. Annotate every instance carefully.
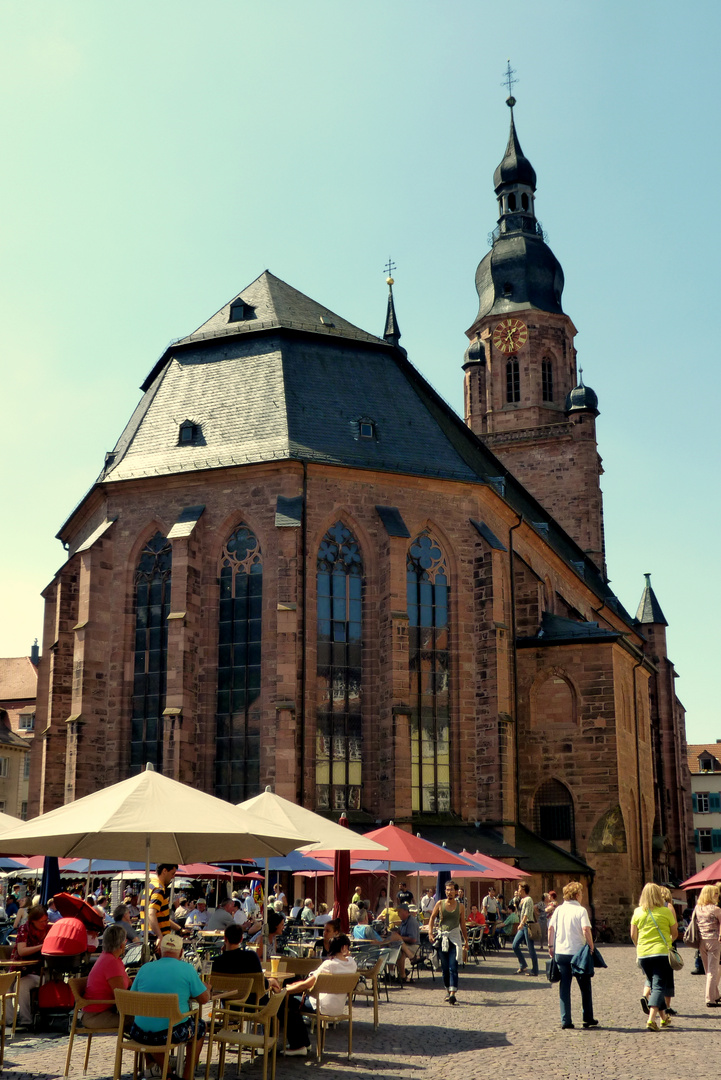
[34,894,104,1033]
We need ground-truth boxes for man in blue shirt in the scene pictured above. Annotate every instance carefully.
[129,933,209,1080]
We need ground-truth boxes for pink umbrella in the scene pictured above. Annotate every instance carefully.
[460,850,527,881]
[679,858,721,889]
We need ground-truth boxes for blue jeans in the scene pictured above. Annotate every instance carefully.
[554,953,593,1026]
[639,955,672,1009]
[438,940,459,991]
[512,927,538,975]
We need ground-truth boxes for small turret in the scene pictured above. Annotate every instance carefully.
[565,370,599,417]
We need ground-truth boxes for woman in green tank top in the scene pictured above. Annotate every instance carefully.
[428,880,469,1005]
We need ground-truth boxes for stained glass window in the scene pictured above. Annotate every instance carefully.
[407,532,450,814]
[316,522,362,813]
[131,532,172,773]
[216,524,262,802]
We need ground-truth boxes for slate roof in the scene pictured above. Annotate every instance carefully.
[512,824,594,875]
[0,658,38,702]
[517,612,620,648]
[687,743,721,775]
[635,573,668,626]
[60,271,637,630]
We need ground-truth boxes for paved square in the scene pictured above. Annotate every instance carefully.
[2,945,713,1079]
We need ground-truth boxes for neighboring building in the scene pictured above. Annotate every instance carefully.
[29,96,692,928]
[688,743,721,872]
[0,650,38,818]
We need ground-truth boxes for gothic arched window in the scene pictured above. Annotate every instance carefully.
[506,358,520,403]
[534,778,575,847]
[316,522,362,812]
[131,532,172,773]
[407,532,450,814]
[542,357,554,402]
[216,524,262,802]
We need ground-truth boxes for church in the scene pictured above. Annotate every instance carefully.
[30,98,693,927]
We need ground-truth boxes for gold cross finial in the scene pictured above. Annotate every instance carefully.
[385,258,396,286]
[502,60,518,106]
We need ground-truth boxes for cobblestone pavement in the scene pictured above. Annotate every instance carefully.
[2,945,714,1080]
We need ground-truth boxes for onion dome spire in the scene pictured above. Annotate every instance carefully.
[565,368,599,417]
[383,260,404,352]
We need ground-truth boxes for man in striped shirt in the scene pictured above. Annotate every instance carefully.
[140,864,181,944]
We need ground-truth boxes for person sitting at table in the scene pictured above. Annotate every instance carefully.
[96,896,113,926]
[320,918,342,957]
[212,923,267,990]
[113,903,139,942]
[300,899,315,925]
[186,898,210,929]
[130,933,209,1080]
[468,905,486,926]
[13,897,31,929]
[11,903,49,1026]
[314,903,333,926]
[290,899,303,920]
[378,901,402,929]
[396,904,420,981]
[125,893,140,920]
[282,934,358,1056]
[83,924,130,1029]
[249,910,285,950]
[353,908,383,942]
[173,895,190,925]
[208,898,236,933]
[46,898,62,924]
[232,899,248,928]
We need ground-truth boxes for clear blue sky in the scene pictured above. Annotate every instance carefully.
[2,1,719,743]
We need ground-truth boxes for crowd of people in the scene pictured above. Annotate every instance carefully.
[2,860,719,1058]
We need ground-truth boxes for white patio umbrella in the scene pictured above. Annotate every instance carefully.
[236,788,388,957]
[0,766,317,955]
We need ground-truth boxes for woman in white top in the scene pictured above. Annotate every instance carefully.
[281,934,358,1056]
[548,881,596,1030]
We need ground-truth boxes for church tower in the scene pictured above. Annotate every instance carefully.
[463,94,606,576]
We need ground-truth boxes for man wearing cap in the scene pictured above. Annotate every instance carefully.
[186,899,209,929]
[140,864,181,944]
[242,888,259,918]
[129,933,209,1080]
[207,898,236,933]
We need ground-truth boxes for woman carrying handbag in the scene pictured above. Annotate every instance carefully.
[630,882,677,1031]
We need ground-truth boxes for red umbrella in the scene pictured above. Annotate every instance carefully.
[332,814,351,933]
[460,850,527,881]
[52,892,105,932]
[679,858,721,890]
[311,824,471,865]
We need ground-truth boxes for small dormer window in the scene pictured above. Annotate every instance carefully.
[359,420,376,440]
[319,315,335,327]
[228,299,254,323]
[178,419,199,445]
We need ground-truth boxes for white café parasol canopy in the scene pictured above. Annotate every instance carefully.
[0,767,318,953]
[237,789,387,854]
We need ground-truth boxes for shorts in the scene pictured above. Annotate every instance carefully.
[129,1018,206,1045]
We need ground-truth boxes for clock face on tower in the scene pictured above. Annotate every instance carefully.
[492,317,528,354]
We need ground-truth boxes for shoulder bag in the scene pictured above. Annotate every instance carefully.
[683,908,701,950]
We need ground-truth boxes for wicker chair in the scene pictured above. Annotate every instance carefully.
[64,976,117,1077]
[112,989,201,1080]
[307,972,359,1062]
[204,988,286,1080]
[0,971,19,1067]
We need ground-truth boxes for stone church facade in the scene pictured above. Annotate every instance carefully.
[30,102,693,924]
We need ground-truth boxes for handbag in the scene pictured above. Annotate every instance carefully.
[669,947,684,971]
[528,921,542,943]
[683,909,701,949]
[546,957,560,983]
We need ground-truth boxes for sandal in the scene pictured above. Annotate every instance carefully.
[640,997,650,1015]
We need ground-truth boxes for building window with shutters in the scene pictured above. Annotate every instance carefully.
[215,524,262,802]
[698,828,713,853]
[131,532,172,773]
[316,522,363,813]
[698,792,710,813]
[407,532,450,815]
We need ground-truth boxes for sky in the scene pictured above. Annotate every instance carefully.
[1,0,719,743]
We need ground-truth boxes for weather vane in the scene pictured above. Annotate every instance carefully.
[502,60,518,106]
[385,258,396,284]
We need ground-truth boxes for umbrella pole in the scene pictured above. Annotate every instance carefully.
[85,859,93,899]
[386,861,391,929]
[142,838,151,964]
[263,858,269,962]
